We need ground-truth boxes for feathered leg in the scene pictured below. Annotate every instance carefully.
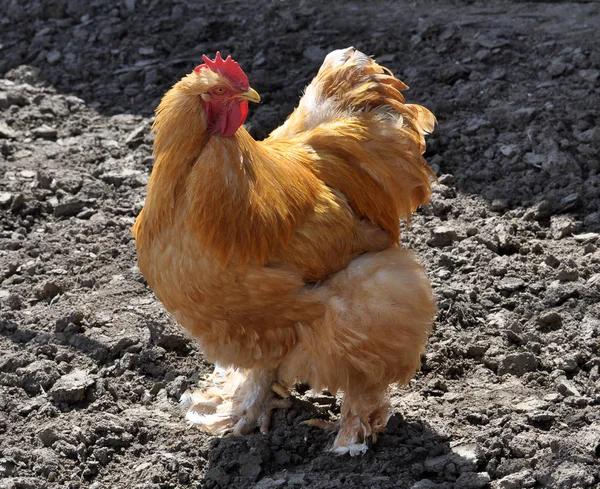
[331,388,390,456]
[180,366,291,435]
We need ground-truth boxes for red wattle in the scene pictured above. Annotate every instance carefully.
[206,101,248,137]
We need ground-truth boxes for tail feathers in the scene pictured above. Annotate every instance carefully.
[269,47,436,243]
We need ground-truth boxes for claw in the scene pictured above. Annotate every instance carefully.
[301,418,338,430]
[272,382,291,398]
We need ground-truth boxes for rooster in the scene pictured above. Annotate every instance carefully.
[132,48,437,455]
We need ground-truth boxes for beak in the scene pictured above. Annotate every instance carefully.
[240,87,261,103]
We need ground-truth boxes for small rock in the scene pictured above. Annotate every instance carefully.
[46,50,62,64]
[579,69,600,83]
[576,127,600,144]
[466,344,487,358]
[526,411,556,427]
[538,311,562,327]
[514,398,550,413]
[550,216,580,239]
[5,293,22,310]
[93,447,109,466]
[438,174,455,185]
[524,152,545,168]
[48,369,95,404]
[253,477,287,489]
[545,254,560,268]
[427,226,458,247]
[497,470,534,489]
[0,192,13,207]
[167,376,188,400]
[410,480,439,489]
[32,125,58,140]
[0,123,18,139]
[124,124,146,148]
[54,199,84,217]
[499,144,518,157]
[498,352,538,376]
[38,426,60,447]
[497,277,525,292]
[557,267,579,282]
[37,171,53,190]
[583,211,600,228]
[34,280,62,301]
[454,472,490,489]
[556,378,581,397]
[452,443,483,471]
[147,322,190,353]
[548,59,567,77]
[544,393,563,403]
[573,232,599,242]
[490,199,508,212]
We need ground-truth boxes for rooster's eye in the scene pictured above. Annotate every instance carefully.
[215,87,225,95]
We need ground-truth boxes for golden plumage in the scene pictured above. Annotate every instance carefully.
[132,47,436,454]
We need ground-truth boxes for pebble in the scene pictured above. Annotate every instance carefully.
[147,322,190,353]
[584,211,600,228]
[497,469,535,489]
[550,216,580,239]
[5,293,22,310]
[496,277,525,292]
[576,127,600,143]
[454,472,490,489]
[490,199,508,212]
[46,50,62,65]
[427,226,458,247]
[48,369,95,403]
[0,123,18,139]
[514,398,549,413]
[548,59,568,77]
[410,480,439,489]
[525,411,556,426]
[38,425,60,447]
[557,267,579,282]
[555,378,581,397]
[544,393,563,403]
[573,232,599,242]
[34,280,62,301]
[32,125,58,140]
[0,192,13,207]
[438,174,455,185]
[54,199,85,217]
[124,124,146,148]
[424,443,481,473]
[538,311,562,326]
[545,254,560,268]
[498,352,538,376]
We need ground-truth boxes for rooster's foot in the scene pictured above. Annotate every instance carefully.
[330,393,391,456]
[180,366,291,436]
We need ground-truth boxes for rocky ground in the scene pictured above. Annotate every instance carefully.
[1,0,599,488]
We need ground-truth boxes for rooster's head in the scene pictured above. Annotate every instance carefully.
[190,52,260,137]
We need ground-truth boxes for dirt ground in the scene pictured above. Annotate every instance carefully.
[1,0,599,488]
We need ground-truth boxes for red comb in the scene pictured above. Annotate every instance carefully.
[194,52,249,89]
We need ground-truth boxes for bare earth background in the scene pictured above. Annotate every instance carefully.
[1,0,599,488]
